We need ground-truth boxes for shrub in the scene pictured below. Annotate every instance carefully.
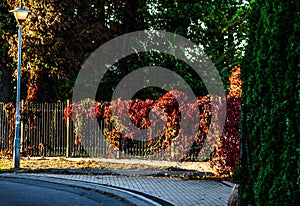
[64,67,242,174]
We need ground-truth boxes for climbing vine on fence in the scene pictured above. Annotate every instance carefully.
[64,67,242,177]
[210,66,242,176]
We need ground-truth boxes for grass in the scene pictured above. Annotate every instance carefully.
[0,157,169,171]
[0,157,223,180]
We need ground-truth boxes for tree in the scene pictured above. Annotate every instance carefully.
[0,0,15,102]
[5,0,118,102]
[96,0,149,101]
[239,0,300,204]
[144,0,248,94]
[4,0,248,102]
[100,0,248,100]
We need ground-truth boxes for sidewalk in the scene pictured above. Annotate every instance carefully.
[1,157,234,205]
[2,170,234,206]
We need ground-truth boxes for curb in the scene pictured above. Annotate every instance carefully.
[14,168,215,178]
[0,174,173,206]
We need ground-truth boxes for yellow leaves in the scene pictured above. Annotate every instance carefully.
[0,158,170,171]
[228,66,242,98]
[75,160,95,169]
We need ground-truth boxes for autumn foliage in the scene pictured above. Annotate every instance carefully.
[210,66,242,176]
[64,67,242,176]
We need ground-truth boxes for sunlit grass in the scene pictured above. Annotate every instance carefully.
[0,157,222,180]
[0,158,168,171]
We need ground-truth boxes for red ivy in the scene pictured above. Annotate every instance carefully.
[210,66,242,177]
[64,67,242,177]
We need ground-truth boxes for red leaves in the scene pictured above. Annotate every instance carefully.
[65,92,212,159]
[210,66,242,177]
[128,99,154,128]
[63,104,73,121]
[64,68,242,171]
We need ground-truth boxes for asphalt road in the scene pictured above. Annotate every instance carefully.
[0,177,132,206]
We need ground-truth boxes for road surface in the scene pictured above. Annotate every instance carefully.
[0,177,132,206]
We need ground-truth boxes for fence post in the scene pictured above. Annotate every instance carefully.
[66,100,70,157]
[20,100,24,154]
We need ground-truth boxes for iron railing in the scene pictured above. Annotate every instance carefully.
[0,101,161,158]
[0,103,10,152]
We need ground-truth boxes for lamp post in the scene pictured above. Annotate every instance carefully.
[10,8,30,169]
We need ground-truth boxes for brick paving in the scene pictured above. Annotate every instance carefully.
[21,173,234,206]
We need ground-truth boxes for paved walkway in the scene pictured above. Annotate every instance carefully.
[1,172,234,206]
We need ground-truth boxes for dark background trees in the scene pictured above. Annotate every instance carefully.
[2,0,247,102]
[147,0,247,92]
[0,1,15,102]
[4,0,115,102]
[238,0,300,204]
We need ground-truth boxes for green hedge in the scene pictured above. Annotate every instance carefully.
[238,0,300,205]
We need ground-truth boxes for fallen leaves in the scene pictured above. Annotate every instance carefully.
[0,157,168,171]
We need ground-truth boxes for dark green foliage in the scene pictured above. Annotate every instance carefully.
[239,0,300,205]
[0,1,15,102]
[5,0,116,102]
[146,0,248,95]
[2,0,247,102]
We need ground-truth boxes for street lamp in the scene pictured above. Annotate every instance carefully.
[9,8,30,169]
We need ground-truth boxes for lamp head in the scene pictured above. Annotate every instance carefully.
[9,8,31,24]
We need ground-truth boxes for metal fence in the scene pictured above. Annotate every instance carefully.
[0,103,10,152]
[0,101,197,160]
[21,102,69,156]
[0,101,153,158]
